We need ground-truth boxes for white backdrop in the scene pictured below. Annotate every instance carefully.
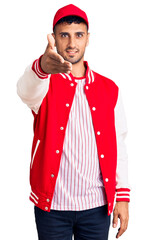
[0,0,148,239]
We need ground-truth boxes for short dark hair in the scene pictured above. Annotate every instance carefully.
[53,15,88,33]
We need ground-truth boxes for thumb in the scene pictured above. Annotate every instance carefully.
[113,212,118,228]
[47,34,55,50]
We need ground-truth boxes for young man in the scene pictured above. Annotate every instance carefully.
[17,4,130,240]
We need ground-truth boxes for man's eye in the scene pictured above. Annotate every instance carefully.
[61,33,68,38]
[77,33,83,38]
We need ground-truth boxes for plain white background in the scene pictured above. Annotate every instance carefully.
[0,0,148,239]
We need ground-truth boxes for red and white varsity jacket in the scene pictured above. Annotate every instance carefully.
[17,59,130,215]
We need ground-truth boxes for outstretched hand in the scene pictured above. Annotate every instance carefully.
[40,34,72,74]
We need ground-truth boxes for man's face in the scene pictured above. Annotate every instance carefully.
[52,22,90,64]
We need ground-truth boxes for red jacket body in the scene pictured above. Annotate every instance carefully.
[29,62,122,215]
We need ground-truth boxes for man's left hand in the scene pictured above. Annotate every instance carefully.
[112,202,129,238]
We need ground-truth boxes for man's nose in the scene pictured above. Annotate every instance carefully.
[68,36,76,48]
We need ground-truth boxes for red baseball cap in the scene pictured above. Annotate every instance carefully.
[53,4,89,30]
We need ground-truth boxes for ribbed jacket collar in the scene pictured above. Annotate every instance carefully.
[59,61,94,84]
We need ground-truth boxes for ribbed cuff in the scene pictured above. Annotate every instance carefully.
[116,188,130,202]
[32,55,49,79]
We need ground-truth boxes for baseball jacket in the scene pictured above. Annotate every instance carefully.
[17,59,130,215]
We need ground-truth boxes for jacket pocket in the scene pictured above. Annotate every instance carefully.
[31,139,40,169]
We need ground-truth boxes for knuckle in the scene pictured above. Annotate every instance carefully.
[113,209,118,214]
[121,225,127,232]
[122,226,126,231]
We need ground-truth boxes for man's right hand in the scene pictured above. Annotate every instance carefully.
[40,34,72,74]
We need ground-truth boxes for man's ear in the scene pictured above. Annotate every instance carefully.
[86,32,90,47]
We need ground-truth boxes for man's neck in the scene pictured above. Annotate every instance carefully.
[71,60,86,78]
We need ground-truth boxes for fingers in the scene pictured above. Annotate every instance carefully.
[116,217,128,239]
[49,50,65,64]
[113,210,118,229]
[46,35,65,64]
[113,215,128,239]
[41,34,72,74]
[62,61,72,73]
[112,202,129,239]
[55,62,72,74]
[49,59,72,74]
[47,34,55,50]
[49,51,72,72]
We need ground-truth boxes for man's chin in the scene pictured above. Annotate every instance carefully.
[64,56,84,65]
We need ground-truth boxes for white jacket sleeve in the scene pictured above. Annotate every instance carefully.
[115,89,130,191]
[17,63,50,114]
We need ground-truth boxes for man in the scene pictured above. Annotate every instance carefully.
[17,4,130,240]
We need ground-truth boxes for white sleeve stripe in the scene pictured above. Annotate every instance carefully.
[116,196,130,199]
[31,191,39,200]
[34,62,45,78]
[30,195,38,204]
[116,191,130,195]
[34,60,49,78]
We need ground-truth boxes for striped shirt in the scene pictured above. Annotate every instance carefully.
[50,76,107,211]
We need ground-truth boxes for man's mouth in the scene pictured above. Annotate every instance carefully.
[66,50,78,55]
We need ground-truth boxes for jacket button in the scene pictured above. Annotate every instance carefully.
[51,174,54,178]
[66,103,69,107]
[46,199,50,202]
[60,127,64,130]
[97,131,101,135]
[45,207,48,211]
[92,107,96,111]
[70,83,74,86]
[100,154,104,158]
[86,86,89,90]
[105,178,109,182]
[56,150,60,154]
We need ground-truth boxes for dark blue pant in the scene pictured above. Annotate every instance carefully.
[34,205,110,240]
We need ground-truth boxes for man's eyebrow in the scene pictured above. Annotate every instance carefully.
[59,32,69,35]
[76,31,85,34]
[59,31,86,35]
